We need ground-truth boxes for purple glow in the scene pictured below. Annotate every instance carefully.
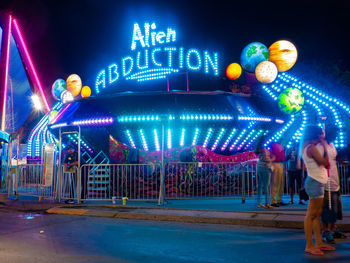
[72,117,114,126]
[12,19,51,112]
[1,15,12,130]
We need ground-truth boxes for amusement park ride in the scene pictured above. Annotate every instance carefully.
[0,14,349,171]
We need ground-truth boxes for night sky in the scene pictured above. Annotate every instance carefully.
[1,0,349,100]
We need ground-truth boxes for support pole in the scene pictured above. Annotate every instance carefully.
[158,122,165,205]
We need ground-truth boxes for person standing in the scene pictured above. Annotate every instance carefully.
[270,143,287,207]
[286,143,305,205]
[321,129,347,243]
[63,145,78,204]
[302,125,335,255]
[255,137,274,209]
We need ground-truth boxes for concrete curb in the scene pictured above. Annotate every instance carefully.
[46,206,350,231]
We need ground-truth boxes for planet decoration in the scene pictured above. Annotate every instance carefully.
[61,90,74,104]
[49,110,58,122]
[66,74,82,97]
[255,61,278,83]
[278,87,304,114]
[269,40,298,72]
[240,42,269,73]
[226,63,242,80]
[52,79,67,100]
[81,86,92,98]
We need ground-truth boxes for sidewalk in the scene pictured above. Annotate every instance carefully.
[2,193,350,231]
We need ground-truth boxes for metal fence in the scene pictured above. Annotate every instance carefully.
[5,162,350,202]
[164,162,257,199]
[80,164,161,201]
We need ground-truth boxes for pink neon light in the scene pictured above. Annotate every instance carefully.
[186,72,189,92]
[50,104,71,124]
[12,19,51,112]
[1,15,12,131]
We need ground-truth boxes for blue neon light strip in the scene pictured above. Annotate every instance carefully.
[180,114,233,121]
[267,73,348,148]
[221,129,237,151]
[167,129,172,149]
[229,129,247,151]
[126,68,179,82]
[244,130,265,150]
[286,110,307,148]
[180,128,185,146]
[139,129,149,151]
[118,114,234,122]
[119,115,160,122]
[202,128,213,148]
[192,128,200,146]
[238,116,272,122]
[126,130,136,149]
[236,129,256,151]
[211,128,225,151]
[154,129,160,151]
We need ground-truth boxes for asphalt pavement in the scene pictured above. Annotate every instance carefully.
[1,210,350,263]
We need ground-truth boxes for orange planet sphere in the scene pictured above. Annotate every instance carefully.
[66,74,82,97]
[81,86,92,98]
[268,40,298,72]
[226,63,242,80]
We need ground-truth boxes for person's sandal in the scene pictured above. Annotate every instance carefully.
[317,244,336,251]
[288,201,294,204]
[257,203,265,208]
[265,204,273,209]
[305,248,324,255]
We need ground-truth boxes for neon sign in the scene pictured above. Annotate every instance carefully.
[95,22,219,94]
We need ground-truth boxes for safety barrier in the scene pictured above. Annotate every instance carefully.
[80,163,161,201]
[164,162,257,199]
[6,162,350,202]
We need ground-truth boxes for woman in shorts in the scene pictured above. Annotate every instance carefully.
[301,125,335,255]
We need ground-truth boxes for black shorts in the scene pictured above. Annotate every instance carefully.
[321,191,343,224]
[288,170,303,191]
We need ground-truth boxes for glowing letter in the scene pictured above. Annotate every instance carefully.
[204,51,219,76]
[179,47,184,68]
[186,49,202,70]
[164,47,177,68]
[156,31,166,44]
[166,28,176,43]
[150,23,157,46]
[144,23,150,47]
[95,70,106,94]
[122,56,134,76]
[131,23,145,50]
[136,50,149,69]
[108,64,119,84]
[151,48,162,67]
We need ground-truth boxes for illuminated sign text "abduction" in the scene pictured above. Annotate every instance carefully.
[95,22,219,93]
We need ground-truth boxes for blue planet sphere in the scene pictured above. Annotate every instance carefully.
[240,42,269,72]
[52,79,67,100]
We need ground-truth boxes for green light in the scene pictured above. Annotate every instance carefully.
[278,87,304,114]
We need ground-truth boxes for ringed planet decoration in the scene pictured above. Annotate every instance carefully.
[240,42,269,73]
[226,63,242,80]
[278,87,304,114]
[66,74,82,97]
[52,79,67,100]
[268,40,298,72]
[255,61,278,83]
[81,86,92,98]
